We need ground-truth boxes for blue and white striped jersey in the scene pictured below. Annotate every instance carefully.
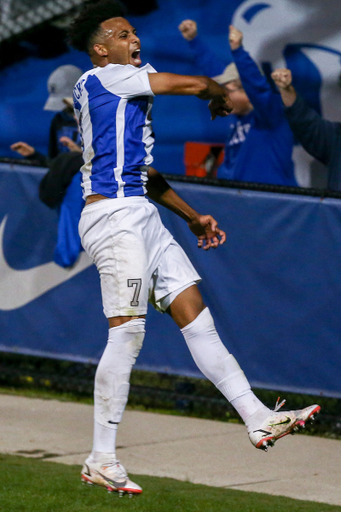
[73,63,156,199]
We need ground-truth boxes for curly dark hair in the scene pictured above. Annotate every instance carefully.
[68,0,127,54]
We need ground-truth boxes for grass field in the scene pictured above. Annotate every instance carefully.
[1,454,340,512]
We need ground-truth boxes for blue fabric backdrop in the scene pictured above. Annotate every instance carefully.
[0,0,242,173]
[2,0,340,185]
[0,163,340,398]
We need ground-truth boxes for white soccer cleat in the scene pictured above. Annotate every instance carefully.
[81,458,142,496]
[248,398,321,451]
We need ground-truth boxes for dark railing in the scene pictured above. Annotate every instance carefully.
[2,157,341,199]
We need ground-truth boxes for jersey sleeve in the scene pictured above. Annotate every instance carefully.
[96,63,156,99]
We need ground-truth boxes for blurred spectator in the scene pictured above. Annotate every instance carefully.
[10,64,85,268]
[272,68,341,191]
[10,65,83,166]
[179,21,297,187]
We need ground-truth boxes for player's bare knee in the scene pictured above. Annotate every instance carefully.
[169,286,206,328]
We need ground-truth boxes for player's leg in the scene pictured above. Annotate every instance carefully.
[153,238,267,431]
[165,281,320,451]
[83,314,145,495]
[78,198,152,494]
[167,285,271,427]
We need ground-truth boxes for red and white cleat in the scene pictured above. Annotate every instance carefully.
[81,458,142,497]
[248,398,320,451]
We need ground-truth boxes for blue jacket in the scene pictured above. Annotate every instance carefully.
[54,171,84,268]
[188,38,297,186]
[285,94,341,191]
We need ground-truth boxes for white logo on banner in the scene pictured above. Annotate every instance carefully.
[0,216,93,311]
[232,0,341,186]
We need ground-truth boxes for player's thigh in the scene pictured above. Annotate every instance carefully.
[79,199,150,317]
[151,239,201,313]
[167,284,206,328]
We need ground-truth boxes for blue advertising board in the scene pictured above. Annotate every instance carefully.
[1,163,341,398]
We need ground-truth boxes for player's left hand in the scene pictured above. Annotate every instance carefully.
[188,214,226,250]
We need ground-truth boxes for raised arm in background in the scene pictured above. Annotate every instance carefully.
[228,26,283,127]
[178,19,229,77]
[272,68,341,166]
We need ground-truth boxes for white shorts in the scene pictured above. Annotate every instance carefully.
[79,196,201,318]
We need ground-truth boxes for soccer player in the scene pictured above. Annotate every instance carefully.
[68,0,320,496]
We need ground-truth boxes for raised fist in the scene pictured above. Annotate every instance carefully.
[271,68,293,90]
[229,25,243,51]
[178,19,198,41]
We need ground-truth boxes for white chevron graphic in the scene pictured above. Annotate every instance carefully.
[0,215,93,310]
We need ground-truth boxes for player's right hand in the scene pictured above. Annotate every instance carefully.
[178,20,198,41]
[271,68,293,89]
[10,141,35,157]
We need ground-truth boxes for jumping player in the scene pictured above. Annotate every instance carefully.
[68,0,320,496]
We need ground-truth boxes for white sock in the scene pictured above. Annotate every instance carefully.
[92,420,118,456]
[88,450,117,464]
[231,393,269,424]
[181,308,269,423]
[91,319,145,460]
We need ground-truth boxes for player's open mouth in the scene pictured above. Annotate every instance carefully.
[131,49,141,65]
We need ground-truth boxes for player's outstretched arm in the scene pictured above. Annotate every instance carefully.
[146,167,226,250]
[148,72,233,120]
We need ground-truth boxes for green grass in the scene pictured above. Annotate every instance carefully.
[0,454,340,512]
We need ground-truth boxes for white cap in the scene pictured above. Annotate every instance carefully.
[44,65,83,111]
[212,63,240,85]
